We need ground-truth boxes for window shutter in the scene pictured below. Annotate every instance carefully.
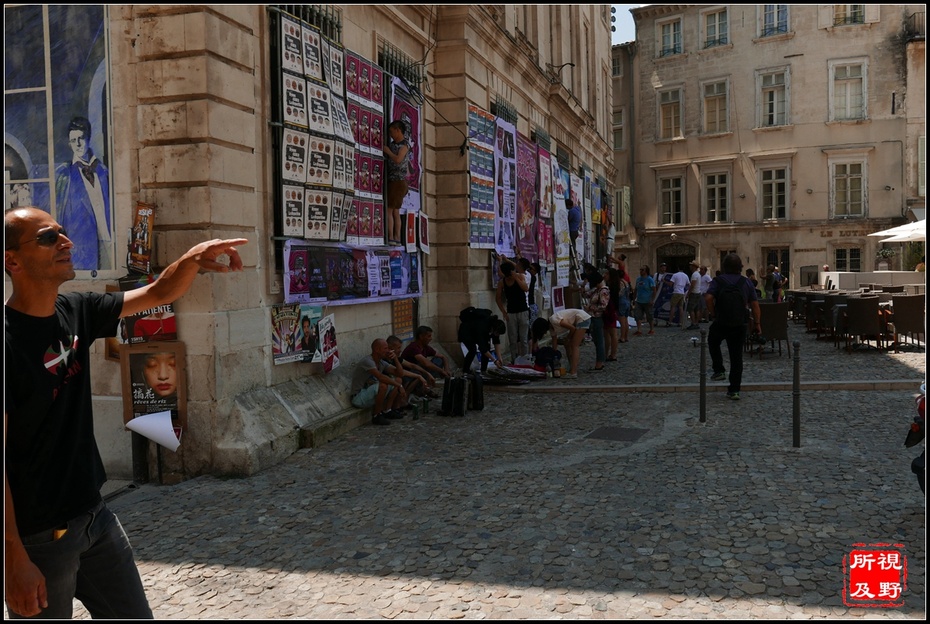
[864,5,881,23]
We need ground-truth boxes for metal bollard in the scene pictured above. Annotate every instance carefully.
[699,329,707,423]
[792,341,801,447]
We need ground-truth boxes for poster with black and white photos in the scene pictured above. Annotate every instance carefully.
[307,136,333,187]
[281,14,303,74]
[305,189,332,240]
[329,191,344,241]
[282,184,305,237]
[340,193,353,241]
[332,141,347,190]
[320,37,333,101]
[330,97,353,143]
[307,82,333,135]
[328,41,344,99]
[282,74,308,127]
[301,23,323,82]
[282,127,308,183]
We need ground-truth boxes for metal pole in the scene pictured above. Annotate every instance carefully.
[699,329,707,423]
[792,340,801,447]
[131,432,149,484]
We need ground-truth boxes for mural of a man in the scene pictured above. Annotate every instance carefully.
[55,116,111,270]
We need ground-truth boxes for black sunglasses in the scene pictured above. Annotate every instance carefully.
[21,227,68,247]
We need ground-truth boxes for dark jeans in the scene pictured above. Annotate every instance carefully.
[462,344,489,372]
[708,321,746,393]
[7,499,152,619]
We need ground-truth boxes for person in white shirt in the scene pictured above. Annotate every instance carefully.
[546,308,592,379]
[686,260,702,330]
[698,265,713,322]
[669,265,691,328]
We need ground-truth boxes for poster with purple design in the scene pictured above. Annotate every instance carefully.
[516,132,538,261]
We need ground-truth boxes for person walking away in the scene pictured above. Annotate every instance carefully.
[766,264,785,302]
[495,258,529,363]
[382,120,411,246]
[547,308,592,379]
[4,206,247,619]
[633,265,656,335]
[615,267,631,342]
[704,253,762,401]
[583,271,609,371]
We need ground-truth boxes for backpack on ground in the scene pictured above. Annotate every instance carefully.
[714,276,749,327]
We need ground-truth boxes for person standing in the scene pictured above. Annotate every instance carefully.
[566,198,581,245]
[603,268,621,361]
[669,265,691,328]
[55,116,111,271]
[382,120,411,246]
[583,271,609,371]
[704,253,762,401]
[4,206,247,619]
[495,258,529,363]
[698,265,713,322]
[633,265,656,336]
[685,260,702,330]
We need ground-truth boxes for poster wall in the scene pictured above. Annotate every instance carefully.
[494,118,517,254]
[467,104,496,249]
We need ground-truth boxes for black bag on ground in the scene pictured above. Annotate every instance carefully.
[441,376,467,416]
[467,372,484,411]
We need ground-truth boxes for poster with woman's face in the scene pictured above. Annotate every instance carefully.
[121,342,187,431]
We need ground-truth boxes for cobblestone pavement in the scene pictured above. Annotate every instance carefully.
[24,321,930,618]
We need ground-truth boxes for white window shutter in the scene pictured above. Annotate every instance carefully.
[864,5,881,23]
[818,5,833,29]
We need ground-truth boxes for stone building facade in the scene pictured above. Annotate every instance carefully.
[622,4,925,284]
[3,5,613,480]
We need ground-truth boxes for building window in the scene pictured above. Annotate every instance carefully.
[705,173,729,223]
[703,8,728,48]
[660,177,683,225]
[761,5,789,36]
[760,168,788,219]
[612,110,624,150]
[658,18,682,57]
[612,55,622,77]
[830,60,866,121]
[832,161,866,218]
[4,4,114,273]
[659,89,682,140]
[703,80,728,134]
[835,247,862,272]
[834,5,865,26]
[759,70,788,127]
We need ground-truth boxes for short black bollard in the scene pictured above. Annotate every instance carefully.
[699,329,707,423]
[792,340,801,447]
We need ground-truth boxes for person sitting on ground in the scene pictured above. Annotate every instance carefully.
[350,338,408,425]
[381,336,433,403]
[547,308,592,379]
[459,308,506,373]
[400,325,452,380]
[388,335,440,399]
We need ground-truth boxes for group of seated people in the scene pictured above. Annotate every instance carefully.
[350,325,452,426]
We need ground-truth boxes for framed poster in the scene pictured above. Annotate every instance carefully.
[127,202,155,275]
[120,341,187,432]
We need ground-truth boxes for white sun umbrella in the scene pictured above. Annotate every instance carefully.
[869,220,926,238]
[880,229,926,243]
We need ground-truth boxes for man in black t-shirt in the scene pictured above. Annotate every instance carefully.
[4,207,247,619]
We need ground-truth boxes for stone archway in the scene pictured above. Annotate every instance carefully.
[657,242,696,273]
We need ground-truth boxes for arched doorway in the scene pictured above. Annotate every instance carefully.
[657,242,696,273]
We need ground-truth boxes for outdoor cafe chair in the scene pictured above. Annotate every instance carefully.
[756,301,790,358]
[888,294,926,353]
[841,296,888,352]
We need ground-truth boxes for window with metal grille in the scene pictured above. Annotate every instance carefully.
[703,9,728,48]
[761,5,789,36]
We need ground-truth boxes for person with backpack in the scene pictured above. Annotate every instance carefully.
[458,307,506,373]
[704,253,762,401]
